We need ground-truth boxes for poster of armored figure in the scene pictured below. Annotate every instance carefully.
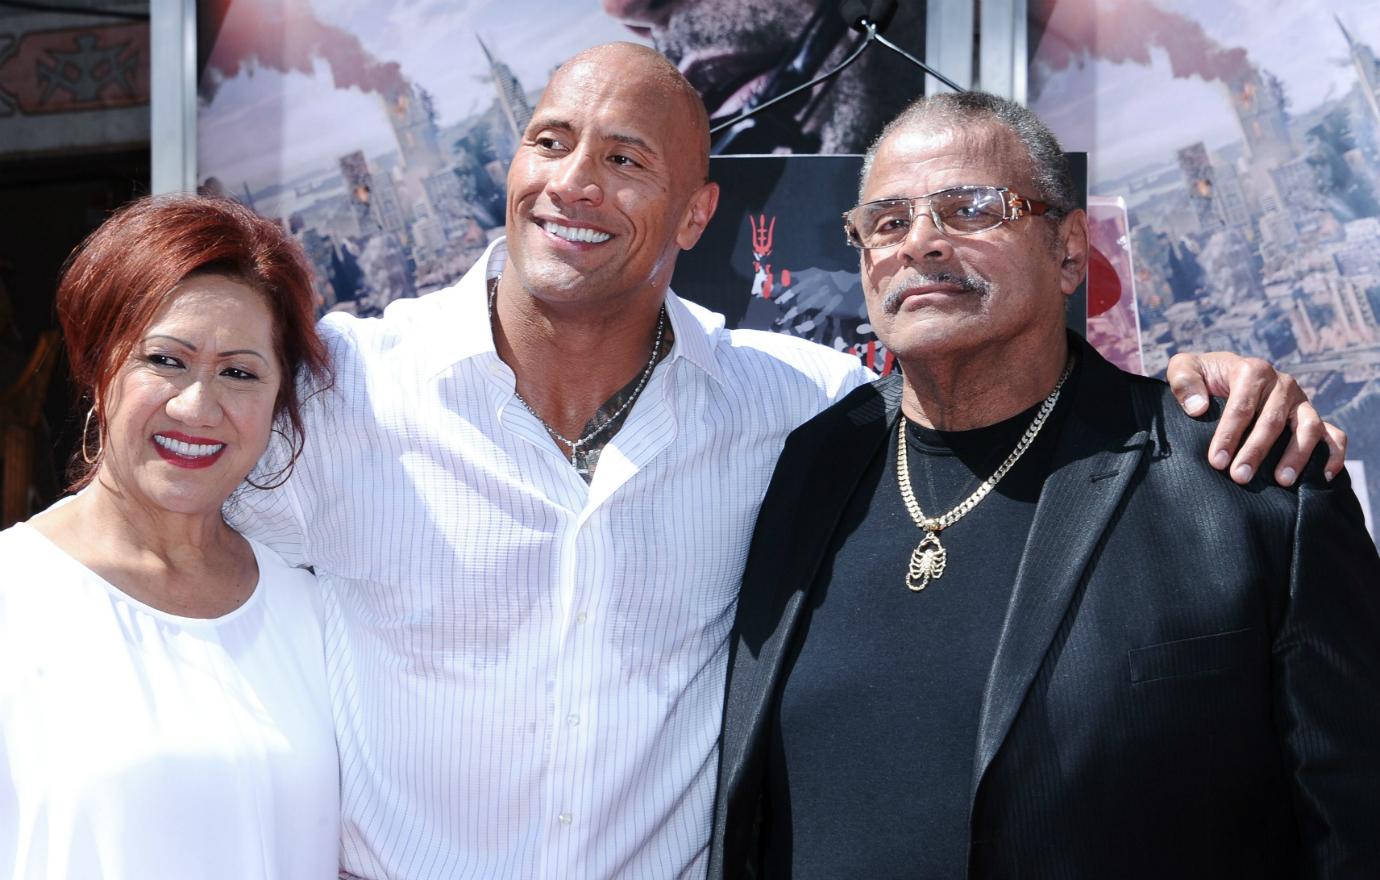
[195,0,928,321]
[1028,0,1380,537]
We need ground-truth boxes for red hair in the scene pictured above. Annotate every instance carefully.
[56,194,332,487]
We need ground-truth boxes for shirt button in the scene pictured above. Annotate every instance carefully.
[575,611,588,624]
[566,713,580,728]
[558,811,573,826]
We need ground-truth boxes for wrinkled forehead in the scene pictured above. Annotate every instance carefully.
[863,122,1034,201]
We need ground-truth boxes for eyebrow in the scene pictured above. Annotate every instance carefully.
[144,334,269,363]
[529,117,659,158]
[607,132,657,155]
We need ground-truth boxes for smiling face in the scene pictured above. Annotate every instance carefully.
[95,274,282,518]
[858,121,1086,367]
[502,44,718,313]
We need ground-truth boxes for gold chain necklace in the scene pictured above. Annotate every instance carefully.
[897,358,1074,591]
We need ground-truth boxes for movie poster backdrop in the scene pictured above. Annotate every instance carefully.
[1029,0,1379,537]
[197,0,1108,381]
[195,0,926,317]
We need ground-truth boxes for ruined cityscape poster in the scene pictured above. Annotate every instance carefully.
[1030,0,1380,537]
[195,0,925,306]
[197,0,632,312]
[194,0,930,364]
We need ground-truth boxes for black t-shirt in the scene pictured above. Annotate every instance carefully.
[763,364,1078,879]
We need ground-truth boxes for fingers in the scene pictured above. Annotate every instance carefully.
[1168,351,1347,486]
[1206,357,1276,480]
[1323,423,1349,483]
[1212,367,1344,487]
[1269,407,1348,486]
[1165,352,1211,417]
[1270,395,1323,487]
[1225,366,1307,483]
[1269,411,1346,485]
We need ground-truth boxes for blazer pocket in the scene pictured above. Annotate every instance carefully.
[1128,627,1256,684]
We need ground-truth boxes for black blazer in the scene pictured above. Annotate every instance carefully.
[711,338,1380,879]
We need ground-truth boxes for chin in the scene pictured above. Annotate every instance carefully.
[516,264,601,303]
[884,314,966,348]
[138,477,240,519]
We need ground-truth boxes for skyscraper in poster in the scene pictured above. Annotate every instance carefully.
[1336,14,1380,131]
[1227,67,1293,167]
[478,34,533,142]
[386,81,446,177]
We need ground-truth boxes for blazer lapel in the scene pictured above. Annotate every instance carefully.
[721,375,901,781]
[767,375,904,630]
[971,342,1152,799]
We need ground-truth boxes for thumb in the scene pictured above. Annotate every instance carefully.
[1166,351,1211,417]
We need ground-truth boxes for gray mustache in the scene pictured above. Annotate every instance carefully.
[882,272,992,314]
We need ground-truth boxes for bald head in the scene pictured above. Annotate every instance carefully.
[549,42,712,184]
[501,39,721,313]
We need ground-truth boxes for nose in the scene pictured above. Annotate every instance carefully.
[165,377,223,427]
[545,148,604,207]
[894,208,955,264]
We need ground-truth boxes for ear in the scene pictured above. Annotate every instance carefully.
[1056,208,1090,298]
[675,181,720,251]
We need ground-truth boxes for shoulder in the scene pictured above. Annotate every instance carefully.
[0,524,43,597]
[1075,349,1327,495]
[706,319,873,402]
[780,372,899,453]
[317,278,466,367]
[0,520,61,580]
[0,520,37,554]
[721,325,867,377]
[317,241,498,379]
[301,272,487,434]
[661,293,872,427]
[672,293,869,385]
[246,536,324,624]
[0,521,82,637]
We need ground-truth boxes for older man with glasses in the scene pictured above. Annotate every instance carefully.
[711,91,1380,880]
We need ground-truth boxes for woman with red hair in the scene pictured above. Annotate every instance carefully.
[0,195,338,877]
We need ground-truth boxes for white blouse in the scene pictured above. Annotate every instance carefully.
[0,522,339,879]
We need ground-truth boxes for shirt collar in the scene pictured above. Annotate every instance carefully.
[414,237,505,378]
[661,286,726,386]
[422,237,725,386]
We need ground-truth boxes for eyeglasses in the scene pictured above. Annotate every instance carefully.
[842,185,1060,250]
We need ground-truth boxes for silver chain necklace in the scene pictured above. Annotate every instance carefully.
[897,356,1074,591]
[489,276,666,473]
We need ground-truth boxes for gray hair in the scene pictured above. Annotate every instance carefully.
[859,91,1075,214]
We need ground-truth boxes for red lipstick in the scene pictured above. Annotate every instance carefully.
[151,432,227,470]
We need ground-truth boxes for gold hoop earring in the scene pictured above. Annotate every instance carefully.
[81,407,103,465]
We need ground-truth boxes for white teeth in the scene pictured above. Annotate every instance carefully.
[542,222,611,244]
[154,435,225,458]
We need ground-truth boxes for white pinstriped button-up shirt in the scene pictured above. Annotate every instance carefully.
[233,240,870,879]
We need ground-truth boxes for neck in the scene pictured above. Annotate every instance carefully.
[28,472,253,618]
[898,331,1070,431]
[72,474,235,561]
[492,274,668,439]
